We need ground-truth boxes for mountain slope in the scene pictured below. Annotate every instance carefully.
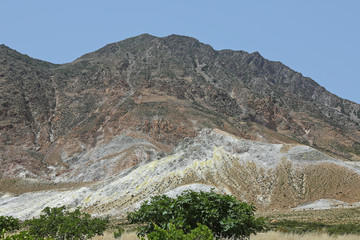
[0,34,360,182]
[1,129,360,220]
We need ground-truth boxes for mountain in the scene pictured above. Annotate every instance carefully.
[1,34,359,182]
[1,34,360,218]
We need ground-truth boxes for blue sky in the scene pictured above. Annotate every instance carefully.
[1,0,359,103]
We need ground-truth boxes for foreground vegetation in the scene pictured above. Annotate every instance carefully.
[1,207,108,240]
[128,190,265,239]
[103,228,360,240]
[1,190,265,240]
[2,193,360,239]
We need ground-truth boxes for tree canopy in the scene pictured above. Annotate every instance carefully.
[127,189,265,239]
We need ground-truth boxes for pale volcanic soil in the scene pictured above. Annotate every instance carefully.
[1,129,360,221]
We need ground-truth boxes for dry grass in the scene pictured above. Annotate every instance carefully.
[91,229,139,240]
[117,232,141,240]
[258,207,360,225]
[251,231,360,240]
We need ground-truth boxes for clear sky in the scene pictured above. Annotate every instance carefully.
[1,0,359,103]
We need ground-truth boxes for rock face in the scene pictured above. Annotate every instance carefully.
[1,129,360,220]
[1,34,359,182]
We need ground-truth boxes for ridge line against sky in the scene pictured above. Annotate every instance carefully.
[1,0,359,103]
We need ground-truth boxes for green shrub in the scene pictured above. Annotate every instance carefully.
[1,229,52,240]
[24,206,108,240]
[143,223,214,240]
[113,227,125,239]
[0,216,20,232]
[127,190,265,239]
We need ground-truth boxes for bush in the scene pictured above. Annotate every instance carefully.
[24,206,108,240]
[268,220,326,234]
[0,216,20,232]
[143,223,214,240]
[1,229,52,240]
[113,227,125,239]
[127,190,265,239]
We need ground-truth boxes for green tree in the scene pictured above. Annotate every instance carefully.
[1,229,52,240]
[127,190,265,239]
[143,223,214,240]
[24,206,108,240]
[0,216,20,232]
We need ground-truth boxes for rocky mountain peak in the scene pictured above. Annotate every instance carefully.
[76,34,215,63]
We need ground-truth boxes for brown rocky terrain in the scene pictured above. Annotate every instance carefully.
[1,34,360,184]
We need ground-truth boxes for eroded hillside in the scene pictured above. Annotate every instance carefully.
[1,129,359,220]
